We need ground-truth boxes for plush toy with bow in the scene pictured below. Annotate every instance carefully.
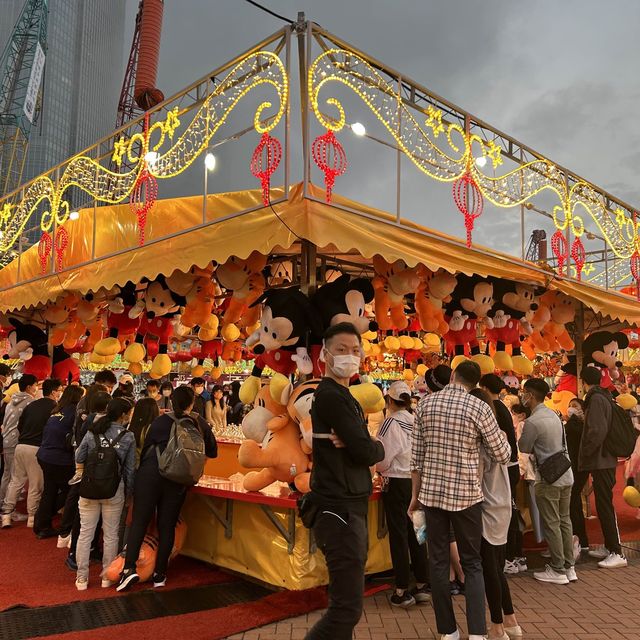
[372,256,421,331]
[444,274,495,374]
[93,282,142,358]
[414,266,457,335]
[124,276,186,377]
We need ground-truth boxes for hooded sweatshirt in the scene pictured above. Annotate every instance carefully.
[1,392,35,450]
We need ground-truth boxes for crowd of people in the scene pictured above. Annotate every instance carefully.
[0,366,220,591]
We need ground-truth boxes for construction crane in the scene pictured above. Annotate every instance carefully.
[525,229,547,263]
[115,0,164,130]
[0,0,48,198]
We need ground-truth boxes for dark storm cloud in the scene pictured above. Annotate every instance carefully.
[125,0,640,253]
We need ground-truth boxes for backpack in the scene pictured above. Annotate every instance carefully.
[605,401,638,458]
[156,412,206,485]
[79,431,127,499]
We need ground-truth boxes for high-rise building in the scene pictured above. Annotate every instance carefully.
[0,0,126,186]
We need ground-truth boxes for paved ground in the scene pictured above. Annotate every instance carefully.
[228,545,640,640]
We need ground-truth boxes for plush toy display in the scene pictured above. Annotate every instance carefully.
[444,275,495,374]
[241,375,288,443]
[414,266,456,335]
[554,355,577,395]
[582,331,629,391]
[372,256,421,331]
[5,319,52,380]
[538,290,576,353]
[123,276,186,377]
[93,282,141,357]
[179,266,219,329]
[240,287,323,404]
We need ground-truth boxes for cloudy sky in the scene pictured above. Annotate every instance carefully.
[124,0,638,257]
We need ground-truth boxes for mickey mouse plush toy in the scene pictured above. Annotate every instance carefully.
[582,331,630,391]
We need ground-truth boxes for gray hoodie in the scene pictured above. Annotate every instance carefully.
[1,392,35,450]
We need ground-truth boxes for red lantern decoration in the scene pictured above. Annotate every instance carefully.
[38,232,52,275]
[312,129,347,203]
[250,132,282,207]
[631,251,640,300]
[130,166,158,246]
[452,172,483,247]
[54,227,69,272]
[551,230,569,276]
[571,237,586,281]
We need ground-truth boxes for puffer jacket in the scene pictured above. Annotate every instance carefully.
[1,392,34,450]
[580,386,616,471]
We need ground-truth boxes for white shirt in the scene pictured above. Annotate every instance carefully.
[479,445,512,545]
[376,409,413,478]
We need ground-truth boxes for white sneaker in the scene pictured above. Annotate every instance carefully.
[588,546,609,559]
[572,535,581,561]
[57,534,71,548]
[566,566,578,582]
[75,577,88,591]
[504,625,524,638]
[1,514,11,528]
[597,553,628,568]
[439,631,460,640]
[27,516,34,528]
[533,564,569,585]
[468,636,489,640]
[101,579,115,588]
[516,557,528,572]
[504,560,519,574]
[11,511,27,522]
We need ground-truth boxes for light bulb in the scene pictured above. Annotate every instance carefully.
[204,153,217,171]
[475,156,487,168]
[351,122,366,136]
[144,151,158,165]
[69,211,79,221]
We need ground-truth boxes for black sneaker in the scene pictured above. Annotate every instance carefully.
[152,573,166,588]
[390,591,416,608]
[65,555,78,571]
[410,586,431,603]
[116,568,140,592]
[35,528,58,539]
[450,580,461,596]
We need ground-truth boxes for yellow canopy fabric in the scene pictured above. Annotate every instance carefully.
[0,182,638,326]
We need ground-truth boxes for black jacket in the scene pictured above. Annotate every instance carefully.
[580,386,616,471]
[309,378,385,514]
[141,412,218,461]
[494,399,518,464]
[192,395,206,420]
[564,414,583,469]
[18,397,56,447]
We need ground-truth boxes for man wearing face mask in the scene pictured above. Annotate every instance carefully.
[305,322,385,640]
[189,377,207,420]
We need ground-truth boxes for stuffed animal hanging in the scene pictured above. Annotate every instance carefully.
[241,376,289,443]
[538,290,576,353]
[582,331,629,390]
[414,266,457,335]
[372,256,421,331]
[5,319,52,380]
[93,282,142,358]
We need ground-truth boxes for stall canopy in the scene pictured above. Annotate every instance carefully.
[0,182,638,326]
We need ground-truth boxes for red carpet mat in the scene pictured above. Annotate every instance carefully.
[524,461,640,549]
[0,522,233,610]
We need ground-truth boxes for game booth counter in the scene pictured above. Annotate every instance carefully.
[1,20,640,590]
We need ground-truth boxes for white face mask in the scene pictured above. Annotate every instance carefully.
[325,352,361,379]
[567,407,582,418]
[162,389,172,397]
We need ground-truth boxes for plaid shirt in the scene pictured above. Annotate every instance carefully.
[411,384,511,511]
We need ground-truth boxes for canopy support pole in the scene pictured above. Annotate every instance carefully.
[575,302,585,398]
[300,240,317,296]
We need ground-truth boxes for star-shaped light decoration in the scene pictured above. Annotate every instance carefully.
[425,105,444,138]
[571,263,596,278]
[614,207,627,228]
[163,107,180,140]
[485,139,503,168]
[111,137,128,168]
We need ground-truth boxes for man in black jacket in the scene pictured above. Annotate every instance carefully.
[578,367,627,568]
[1,378,62,528]
[306,322,384,640]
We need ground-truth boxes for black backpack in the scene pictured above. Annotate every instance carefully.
[605,401,638,458]
[79,431,128,499]
[156,413,206,486]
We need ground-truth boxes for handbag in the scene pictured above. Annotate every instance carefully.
[297,493,321,529]
[537,425,571,485]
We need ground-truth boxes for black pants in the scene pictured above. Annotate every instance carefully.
[34,461,74,533]
[505,467,522,562]
[424,503,486,637]
[569,469,590,548]
[480,538,514,624]
[575,467,620,555]
[306,509,368,640]
[382,478,429,590]
[124,460,187,576]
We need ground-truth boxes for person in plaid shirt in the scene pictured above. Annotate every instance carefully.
[409,360,511,640]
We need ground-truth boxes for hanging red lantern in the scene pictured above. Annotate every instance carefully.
[250,132,282,206]
[571,237,586,281]
[54,227,69,272]
[631,251,640,300]
[550,230,569,276]
[38,232,52,275]
[452,172,483,247]
[130,166,158,246]
[312,129,347,203]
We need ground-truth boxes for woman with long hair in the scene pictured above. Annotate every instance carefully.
[205,384,227,433]
[129,398,160,466]
[376,381,429,608]
[33,385,85,538]
[226,381,244,425]
[117,386,217,591]
[158,382,173,413]
[469,387,522,640]
[74,398,135,591]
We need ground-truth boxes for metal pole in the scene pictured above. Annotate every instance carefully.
[575,302,585,398]
[203,161,208,225]
[284,26,291,197]
[297,15,310,197]
[92,143,99,259]
[396,76,402,224]
[604,240,609,290]
[520,149,525,260]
